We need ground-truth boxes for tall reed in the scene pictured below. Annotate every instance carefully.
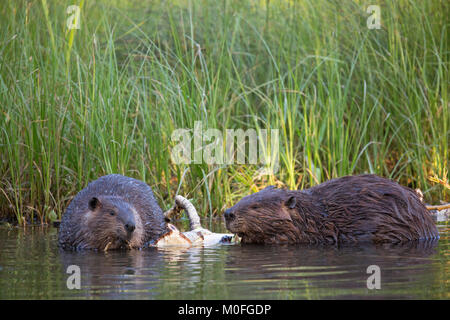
[0,0,448,224]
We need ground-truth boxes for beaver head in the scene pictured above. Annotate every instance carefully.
[81,196,145,250]
[224,186,305,244]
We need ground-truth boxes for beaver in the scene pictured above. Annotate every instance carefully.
[58,174,167,250]
[58,175,233,250]
[224,174,439,244]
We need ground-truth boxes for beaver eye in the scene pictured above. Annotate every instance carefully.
[109,211,115,216]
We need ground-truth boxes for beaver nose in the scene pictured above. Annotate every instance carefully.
[125,222,135,233]
[224,209,235,220]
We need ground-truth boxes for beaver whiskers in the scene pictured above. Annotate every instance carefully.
[224,174,439,244]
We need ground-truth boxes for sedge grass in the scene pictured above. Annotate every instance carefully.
[0,0,448,224]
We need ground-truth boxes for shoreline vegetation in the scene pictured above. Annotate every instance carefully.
[0,0,448,225]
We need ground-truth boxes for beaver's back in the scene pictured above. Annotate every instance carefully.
[307,174,439,243]
[58,174,166,249]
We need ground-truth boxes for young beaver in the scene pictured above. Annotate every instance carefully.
[224,174,439,244]
[58,174,167,250]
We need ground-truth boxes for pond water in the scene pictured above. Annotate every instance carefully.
[0,220,448,299]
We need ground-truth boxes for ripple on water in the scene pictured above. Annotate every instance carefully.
[0,221,448,299]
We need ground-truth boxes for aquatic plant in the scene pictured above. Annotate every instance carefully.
[0,0,448,224]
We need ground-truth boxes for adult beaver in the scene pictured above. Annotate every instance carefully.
[224,174,439,244]
[58,174,167,250]
[58,174,232,250]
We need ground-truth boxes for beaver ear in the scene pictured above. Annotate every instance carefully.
[88,197,102,211]
[285,196,296,209]
[263,185,276,191]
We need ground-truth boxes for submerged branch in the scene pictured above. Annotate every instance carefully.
[426,203,450,211]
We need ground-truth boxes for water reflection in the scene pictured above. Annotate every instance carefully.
[0,223,448,299]
[59,249,164,299]
[222,240,441,299]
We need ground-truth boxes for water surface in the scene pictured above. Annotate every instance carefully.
[0,221,448,299]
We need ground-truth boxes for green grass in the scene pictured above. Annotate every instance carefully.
[0,0,448,225]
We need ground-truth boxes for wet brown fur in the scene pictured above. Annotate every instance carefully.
[58,174,167,250]
[224,174,439,244]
